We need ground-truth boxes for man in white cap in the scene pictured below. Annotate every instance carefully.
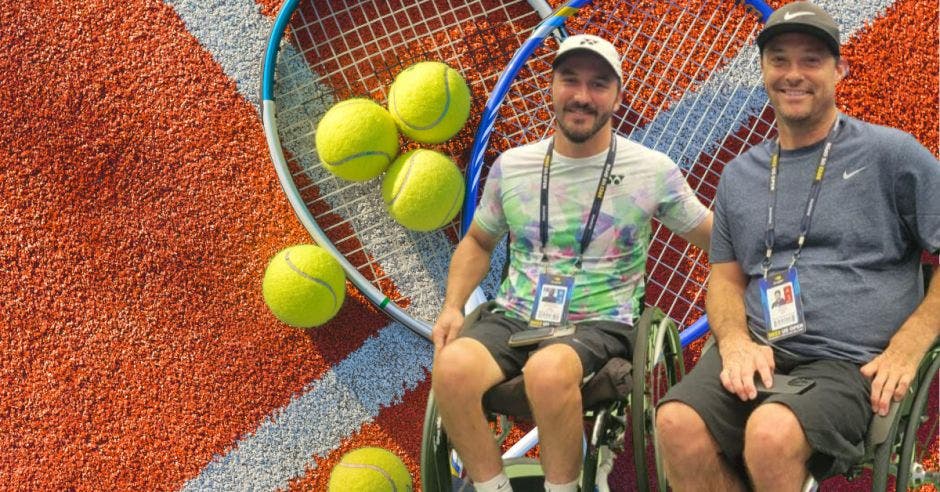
[656,2,939,490]
[431,34,712,491]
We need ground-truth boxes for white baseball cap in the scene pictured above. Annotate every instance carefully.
[552,34,623,82]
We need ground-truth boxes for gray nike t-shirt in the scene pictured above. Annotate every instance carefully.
[710,114,940,363]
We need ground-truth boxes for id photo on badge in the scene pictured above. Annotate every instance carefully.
[770,285,793,308]
[541,286,564,304]
[535,286,566,323]
[768,284,797,329]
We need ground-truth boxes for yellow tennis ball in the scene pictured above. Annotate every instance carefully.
[261,244,346,328]
[327,447,413,492]
[315,98,399,181]
[382,149,465,232]
[387,61,471,144]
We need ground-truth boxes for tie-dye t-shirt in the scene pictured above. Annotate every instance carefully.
[475,135,708,326]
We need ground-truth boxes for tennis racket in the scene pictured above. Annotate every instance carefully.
[260,1,560,339]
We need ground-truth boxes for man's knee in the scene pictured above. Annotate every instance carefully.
[744,403,811,462]
[522,344,582,404]
[432,339,501,399]
[656,401,716,455]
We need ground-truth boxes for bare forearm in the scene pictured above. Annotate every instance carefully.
[707,260,775,399]
[442,240,493,310]
[706,262,750,345]
[887,267,940,354]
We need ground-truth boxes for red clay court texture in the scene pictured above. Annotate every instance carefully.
[0,0,936,490]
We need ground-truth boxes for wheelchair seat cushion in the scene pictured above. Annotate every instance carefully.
[482,356,633,419]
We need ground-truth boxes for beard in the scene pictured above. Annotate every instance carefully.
[557,102,613,143]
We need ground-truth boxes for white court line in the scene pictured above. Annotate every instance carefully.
[180,323,431,491]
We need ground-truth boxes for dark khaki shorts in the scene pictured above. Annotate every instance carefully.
[459,302,633,380]
[660,345,872,480]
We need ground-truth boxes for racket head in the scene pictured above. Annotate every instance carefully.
[465,0,776,330]
[260,1,550,337]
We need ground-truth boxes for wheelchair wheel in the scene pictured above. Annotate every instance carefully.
[895,347,940,490]
[421,391,454,491]
[631,308,684,492]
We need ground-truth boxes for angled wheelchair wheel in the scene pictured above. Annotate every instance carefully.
[421,391,454,492]
[631,308,684,492]
[895,346,940,490]
[867,344,940,492]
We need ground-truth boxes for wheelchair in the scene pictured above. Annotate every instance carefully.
[420,305,684,491]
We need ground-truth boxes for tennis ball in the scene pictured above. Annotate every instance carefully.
[315,98,399,181]
[387,61,471,144]
[382,149,465,232]
[327,447,413,492]
[262,244,346,328]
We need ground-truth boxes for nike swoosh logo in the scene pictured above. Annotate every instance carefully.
[784,11,815,21]
[843,167,866,179]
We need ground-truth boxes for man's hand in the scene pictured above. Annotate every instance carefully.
[432,306,465,353]
[718,337,775,401]
[862,265,940,416]
[860,344,924,417]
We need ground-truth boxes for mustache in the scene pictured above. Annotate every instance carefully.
[563,102,597,114]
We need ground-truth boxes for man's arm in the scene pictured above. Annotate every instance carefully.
[677,211,713,251]
[707,260,775,401]
[861,265,940,416]
[432,222,501,352]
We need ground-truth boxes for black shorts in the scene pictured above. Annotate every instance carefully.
[660,345,872,480]
[459,302,633,380]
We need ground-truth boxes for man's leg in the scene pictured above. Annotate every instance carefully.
[744,403,812,491]
[432,337,508,483]
[743,357,872,490]
[656,402,747,492]
[655,347,750,492]
[522,343,584,485]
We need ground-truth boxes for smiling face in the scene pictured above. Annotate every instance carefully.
[761,32,845,136]
[551,53,621,148]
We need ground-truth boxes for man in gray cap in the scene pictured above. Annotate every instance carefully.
[431,34,712,491]
[656,2,939,490]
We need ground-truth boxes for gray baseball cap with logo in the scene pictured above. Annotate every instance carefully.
[552,34,623,82]
[756,1,841,57]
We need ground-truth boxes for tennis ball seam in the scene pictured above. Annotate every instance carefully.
[438,186,462,229]
[391,64,451,131]
[335,462,398,491]
[325,150,394,168]
[284,250,338,310]
[385,152,417,207]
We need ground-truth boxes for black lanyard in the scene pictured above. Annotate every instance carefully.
[540,131,617,269]
[762,117,839,278]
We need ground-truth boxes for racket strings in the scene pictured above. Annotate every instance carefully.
[271,1,545,326]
